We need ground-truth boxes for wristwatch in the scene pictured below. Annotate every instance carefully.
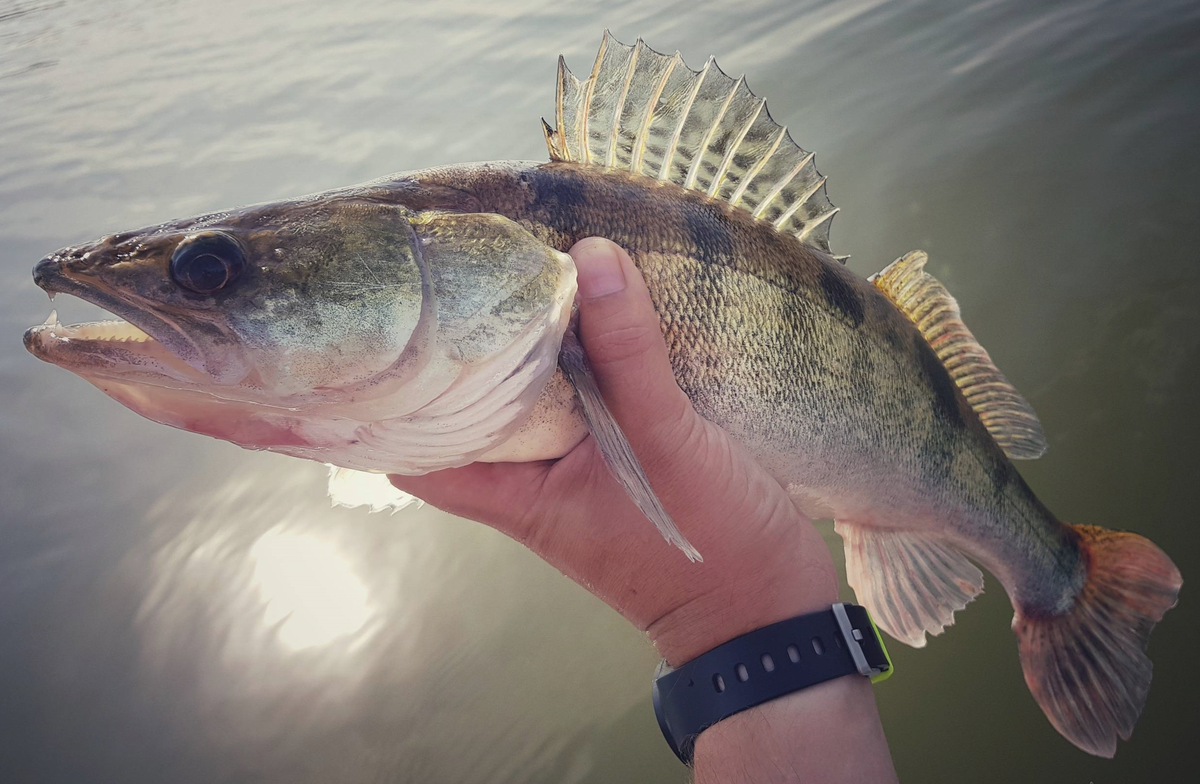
[652,602,892,765]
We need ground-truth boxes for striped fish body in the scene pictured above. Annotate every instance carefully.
[23,34,1180,758]
[414,160,1076,614]
[402,32,1181,755]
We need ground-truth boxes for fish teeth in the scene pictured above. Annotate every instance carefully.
[40,310,60,334]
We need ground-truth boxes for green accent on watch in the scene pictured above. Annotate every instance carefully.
[868,614,894,683]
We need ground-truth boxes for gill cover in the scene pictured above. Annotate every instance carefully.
[28,197,578,476]
[352,211,578,473]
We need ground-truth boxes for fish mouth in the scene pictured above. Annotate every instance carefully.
[24,254,209,385]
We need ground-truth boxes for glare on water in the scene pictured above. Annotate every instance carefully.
[0,0,1197,782]
[250,527,373,651]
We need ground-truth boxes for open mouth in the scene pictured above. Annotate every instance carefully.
[28,310,154,343]
[24,306,206,386]
[24,255,207,383]
[25,309,155,352]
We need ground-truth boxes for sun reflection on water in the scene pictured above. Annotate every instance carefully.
[249,527,373,651]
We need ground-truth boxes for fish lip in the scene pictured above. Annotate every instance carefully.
[28,252,206,372]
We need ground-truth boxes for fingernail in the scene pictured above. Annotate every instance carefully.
[573,239,627,299]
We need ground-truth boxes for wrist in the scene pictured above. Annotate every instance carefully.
[693,676,897,783]
[646,533,839,665]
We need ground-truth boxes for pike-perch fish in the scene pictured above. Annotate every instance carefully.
[24,34,1181,757]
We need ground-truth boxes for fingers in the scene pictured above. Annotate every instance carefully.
[388,461,552,540]
[570,238,695,451]
[391,237,704,549]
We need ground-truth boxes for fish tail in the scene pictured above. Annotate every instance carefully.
[1013,524,1181,757]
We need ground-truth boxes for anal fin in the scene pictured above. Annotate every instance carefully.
[836,522,984,647]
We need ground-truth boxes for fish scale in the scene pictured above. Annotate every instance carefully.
[23,33,1180,758]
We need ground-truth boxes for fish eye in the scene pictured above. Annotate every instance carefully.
[170,232,246,295]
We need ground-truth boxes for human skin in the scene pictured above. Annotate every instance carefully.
[389,237,898,782]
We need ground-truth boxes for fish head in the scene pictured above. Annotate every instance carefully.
[25,191,577,471]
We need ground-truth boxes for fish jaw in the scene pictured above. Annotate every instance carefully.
[24,310,316,452]
[25,249,228,386]
[24,194,581,473]
[24,312,206,388]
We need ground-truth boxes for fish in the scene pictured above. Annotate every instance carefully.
[24,33,1180,757]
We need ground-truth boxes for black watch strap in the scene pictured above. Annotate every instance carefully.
[652,603,892,765]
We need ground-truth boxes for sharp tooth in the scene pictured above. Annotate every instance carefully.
[47,291,56,301]
[41,310,58,328]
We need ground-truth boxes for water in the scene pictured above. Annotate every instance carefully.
[1,0,1197,781]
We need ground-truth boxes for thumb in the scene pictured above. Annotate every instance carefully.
[570,238,695,452]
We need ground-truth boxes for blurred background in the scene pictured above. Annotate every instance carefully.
[1,0,1197,781]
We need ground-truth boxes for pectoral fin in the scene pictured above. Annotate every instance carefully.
[558,327,702,562]
[327,465,422,514]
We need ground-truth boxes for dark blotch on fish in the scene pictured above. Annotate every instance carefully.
[683,205,735,266]
[529,167,589,233]
[919,341,963,429]
[818,264,865,328]
[917,428,956,490]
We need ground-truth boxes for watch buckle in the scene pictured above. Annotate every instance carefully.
[831,602,893,683]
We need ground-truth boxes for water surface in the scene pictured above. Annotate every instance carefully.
[1,1,1197,781]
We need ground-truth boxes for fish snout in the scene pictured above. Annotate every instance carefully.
[32,235,131,292]
[32,253,66,292]
[32,246,91,292]
[22,323,41,355]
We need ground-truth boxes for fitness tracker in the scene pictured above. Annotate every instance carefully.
[652,602,892,765]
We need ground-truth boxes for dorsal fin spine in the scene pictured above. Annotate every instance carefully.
[579,35,608,164]
[661,57,712,182]
[730,124,786,206]
[684,75,742,190]
[630,52,680,171]
[797,207,840,242]
[773,175,828,229]
[752,149,814,218]
[710,97,767,198]
[552,56,585,162]
[606,45,641,166]
[546,33,841,256]
[554,57,569,161]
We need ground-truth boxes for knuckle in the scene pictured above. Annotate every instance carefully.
[501,476,551,546]
[628,406,710,489]
[653,402,705,455]
[586,322,659,367]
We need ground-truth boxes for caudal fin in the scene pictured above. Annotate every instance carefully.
[1014,524,1181,757]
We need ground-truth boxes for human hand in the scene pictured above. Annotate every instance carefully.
[388,237,839,665]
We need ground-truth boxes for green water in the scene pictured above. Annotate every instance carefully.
[1,0,1196,781]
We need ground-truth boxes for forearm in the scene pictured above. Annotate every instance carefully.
[693,676,897,783]
[649,569,897,782]
[392,239,897,781]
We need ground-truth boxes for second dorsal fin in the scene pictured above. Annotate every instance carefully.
[543,32,842,258]
[871,251,1048,460]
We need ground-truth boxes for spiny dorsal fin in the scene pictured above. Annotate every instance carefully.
[871,251,1048,460]
[544,31,841,258]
